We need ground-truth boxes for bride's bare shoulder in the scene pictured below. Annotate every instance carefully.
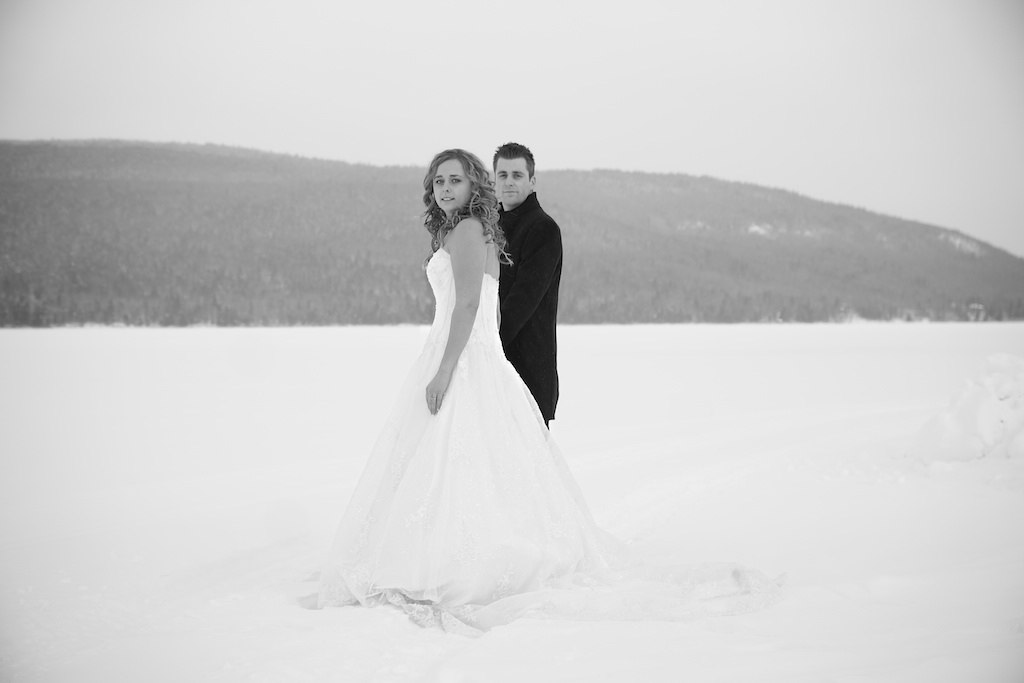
[444,218,486,251]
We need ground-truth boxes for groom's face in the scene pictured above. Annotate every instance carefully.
[494,157,535,211]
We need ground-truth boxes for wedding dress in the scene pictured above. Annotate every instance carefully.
[317,248,781,634]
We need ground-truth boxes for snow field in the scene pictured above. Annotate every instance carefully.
[1,323,1022,681]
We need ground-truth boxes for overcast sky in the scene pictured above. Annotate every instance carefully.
[2,0,1022,256]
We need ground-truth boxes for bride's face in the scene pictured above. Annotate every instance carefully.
[433,159,472,217]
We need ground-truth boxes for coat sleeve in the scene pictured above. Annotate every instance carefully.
[500,218,562,343]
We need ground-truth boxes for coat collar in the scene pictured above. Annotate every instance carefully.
[499,192,541,227]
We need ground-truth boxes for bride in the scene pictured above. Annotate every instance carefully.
[315,149,780,634]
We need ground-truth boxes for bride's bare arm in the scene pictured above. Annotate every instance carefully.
[425,219,486,414]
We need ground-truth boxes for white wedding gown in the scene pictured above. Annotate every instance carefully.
[317,248,781,634]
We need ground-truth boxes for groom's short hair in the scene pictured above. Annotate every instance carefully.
[493,142,536,178]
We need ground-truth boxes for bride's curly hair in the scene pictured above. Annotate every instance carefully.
[422,149,510,263]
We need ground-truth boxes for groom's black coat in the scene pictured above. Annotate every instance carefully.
[498,192,562,424]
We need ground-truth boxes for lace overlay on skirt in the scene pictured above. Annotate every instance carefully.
[317,250,782,634]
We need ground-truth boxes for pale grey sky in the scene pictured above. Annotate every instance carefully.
[2,0,1023,256]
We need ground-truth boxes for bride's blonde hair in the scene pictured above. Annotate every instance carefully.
[422,149,509,262]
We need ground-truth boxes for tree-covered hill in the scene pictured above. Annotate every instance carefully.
[2,140,1022,326]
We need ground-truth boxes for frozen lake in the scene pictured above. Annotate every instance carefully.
[1,323,1022,681]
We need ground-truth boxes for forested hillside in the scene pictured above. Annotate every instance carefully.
[2,140,1022,325]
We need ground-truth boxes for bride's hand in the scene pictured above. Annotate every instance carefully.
[425,368,453,415]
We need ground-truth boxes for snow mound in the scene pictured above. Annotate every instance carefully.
[909,354,1024,461]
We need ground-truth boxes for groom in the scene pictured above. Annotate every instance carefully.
[493,142,563,427]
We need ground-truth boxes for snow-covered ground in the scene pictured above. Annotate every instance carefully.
[1,323,1022,682]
